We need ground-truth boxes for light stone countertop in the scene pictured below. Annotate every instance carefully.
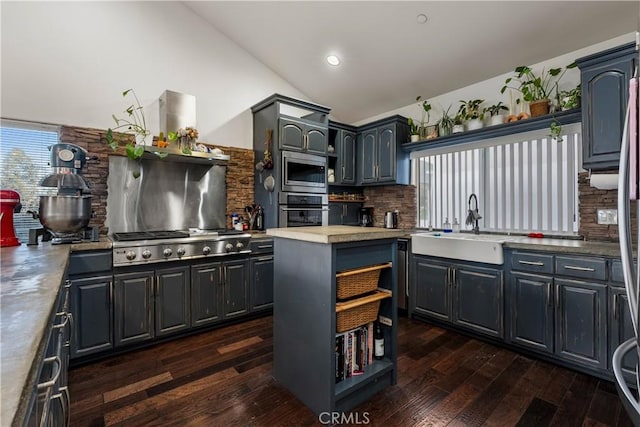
[0,237,112,427]
[267,225,407,244]
[504,237,622,257]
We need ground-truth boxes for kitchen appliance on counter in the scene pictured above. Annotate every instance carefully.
[613,33,640,424]
[0,189,21,247]
[278,192,328,227]
[384,210,399,229]
[111,229,251,267]
[359,207,373,227]
[29,143,94,244]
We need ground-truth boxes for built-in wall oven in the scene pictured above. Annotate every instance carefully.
[279,192,329,227]
[281,151,327,193]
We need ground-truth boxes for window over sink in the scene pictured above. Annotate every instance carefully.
[413,127,581,235]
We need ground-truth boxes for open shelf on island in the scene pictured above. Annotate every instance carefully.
[335,358,394,399]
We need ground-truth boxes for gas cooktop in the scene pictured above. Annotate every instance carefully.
[111,229,252,266]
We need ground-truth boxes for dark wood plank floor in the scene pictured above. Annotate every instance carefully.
[69,316,634,426]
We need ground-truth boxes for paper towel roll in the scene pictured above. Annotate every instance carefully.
[589,173,619,190]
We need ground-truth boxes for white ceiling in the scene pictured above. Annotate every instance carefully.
[184,1,638,124]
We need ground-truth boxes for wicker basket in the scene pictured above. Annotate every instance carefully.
[336,262,392,300]
[335,290,391,333]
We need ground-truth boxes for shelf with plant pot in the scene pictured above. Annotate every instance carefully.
[401,108,581,153]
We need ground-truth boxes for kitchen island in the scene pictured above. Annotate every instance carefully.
[267,225,405,415]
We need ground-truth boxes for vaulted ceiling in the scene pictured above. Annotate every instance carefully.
[185,1,638,123]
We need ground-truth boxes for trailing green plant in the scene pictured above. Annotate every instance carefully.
[415,96,432,126]
[106,89,150,162]
[500,63,577,102]
[484,101,509,117]
[549,119,563,141]
[557,84,581,110]
[458,99,485,121]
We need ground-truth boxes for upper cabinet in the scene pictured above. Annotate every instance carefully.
[279,117,328,155]
[357,116,410,185]
[328,121,357,186]
[576,42,636,170]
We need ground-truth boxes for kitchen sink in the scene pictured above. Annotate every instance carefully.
[410,232,526,265]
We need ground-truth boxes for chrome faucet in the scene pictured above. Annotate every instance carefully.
[466,193,482,234]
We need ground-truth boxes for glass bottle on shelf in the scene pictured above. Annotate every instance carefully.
[443,217,452,232]
[374,322,384,360]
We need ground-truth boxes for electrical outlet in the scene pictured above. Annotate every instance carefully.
[597,209,618,225]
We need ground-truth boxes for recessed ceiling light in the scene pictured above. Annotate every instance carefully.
[327,55,340,66]
[417,13,428,24]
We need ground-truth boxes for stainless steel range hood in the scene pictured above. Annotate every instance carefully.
[159,90,196,135]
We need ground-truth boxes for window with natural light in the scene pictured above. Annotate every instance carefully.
[0,120,60,242]
[413,127,581,235]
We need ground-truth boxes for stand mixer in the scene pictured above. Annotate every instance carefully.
[29,143,93,244]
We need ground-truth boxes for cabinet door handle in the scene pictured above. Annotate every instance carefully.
[518,260,544,266]
[452,268,456,288]
[257,245,273,249]
[256,256,273,262]
[546,283,552,307]
[563,265,596,272]
[614,293,618,320]
[53,313,70,330]
[555,284,560,310]
[342,166,345,181]
[37,356,61,390]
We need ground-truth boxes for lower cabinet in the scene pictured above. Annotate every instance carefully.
[411,255,504,339]
[223,259,249,319]
[250,254,274,312]
[191,263,223,327]
[508,272,554,354]
[69,275,114,358]
[555,279,607,369]
[114,270,155,347]
[609,285,637,378]
[155,266,191,336]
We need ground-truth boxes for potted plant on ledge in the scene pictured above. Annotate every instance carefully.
[484,101,509,126]
[500,62,577,117]
[415,96,434,139]
[408,118,420,142]
[438,105,455,137]
[458,99,485,131]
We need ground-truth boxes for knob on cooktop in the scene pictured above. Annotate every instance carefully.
[202,246,211,255]
[163,248,173,257]
[177,247,186,257]
[141,250,152,259]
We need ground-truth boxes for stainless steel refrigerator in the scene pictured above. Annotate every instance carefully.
[615,30,640,425]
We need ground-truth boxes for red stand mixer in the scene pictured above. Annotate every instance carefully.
[0,190,22,247]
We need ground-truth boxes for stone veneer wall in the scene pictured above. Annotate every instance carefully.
[59,125,254,234]
[578,171,635,242]
[362,185,417,229]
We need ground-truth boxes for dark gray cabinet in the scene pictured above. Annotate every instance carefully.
[357,116,410,185]
[411,257,451,321]
[453,264,503,338]
[250,255,274,311]
[410,255,503,338]
[223,259,249,319]
[69,275,113,358]
[328,202,361,226]
[507,250,609,373]
[114,270,155,347]
[508,272,554,354]
[337,130,356,185]
[576,42,636,170]
[279,117,327,155]
[191,263,222,327]
[555,279,607,370]
[609,285,637,378]
[155,266,190,336]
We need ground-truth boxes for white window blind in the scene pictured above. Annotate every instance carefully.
[414,128,580,235]
[0,120,60,242]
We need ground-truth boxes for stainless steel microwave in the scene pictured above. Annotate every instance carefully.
[281,151,327,193]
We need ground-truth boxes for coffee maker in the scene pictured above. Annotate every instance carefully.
[359,207,373,227]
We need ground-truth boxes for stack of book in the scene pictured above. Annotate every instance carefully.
[335,322,373,384]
